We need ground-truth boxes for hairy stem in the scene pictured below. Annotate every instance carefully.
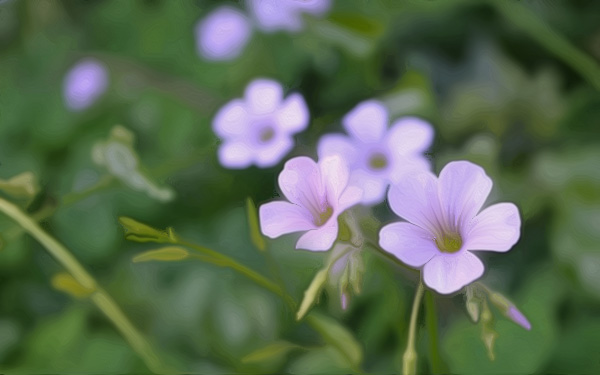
[403,280,425,375]
[0,197,166,374]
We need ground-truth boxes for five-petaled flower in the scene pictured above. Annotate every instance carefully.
[259,155,363,251]
[318,100,434,205]
[63,59,109,111]
[247,0,331,32]
[195,6,252,61]
[379,161,521,294]
[213,79,309,169]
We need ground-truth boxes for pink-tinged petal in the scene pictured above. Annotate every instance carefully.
[349,170,388,205]
[507,306,531,330]
[337,186,363,212]
[317,134,360,167]
[245,79,283,115]
[379,222,439,267]
[388,171,443,233]
[342,100,389,143]
[213,99,249,138]
[438,161,493,230]
[467,203,521,252]
[255,136,294,168]
[259,201,316,238]
[247,0,301,32]
[218,141,254,169]
[275,93,309,134]
[320,155,349,203]
[291,0,331,15]
[423,251,484,294]
[278,156,324,206]
[195,6,252,61]
[387,117,434,155]
[296,222,339,251]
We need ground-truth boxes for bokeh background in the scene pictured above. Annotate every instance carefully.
[1,0,600,373]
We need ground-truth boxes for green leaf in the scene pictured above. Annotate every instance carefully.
[241,341,301,364]
[118,216,177,243]
[480,300,498,361]
[51,272,95,298]
[306,312,363,368]
[296,268,329,321]
[246,197,266,252]
[132,246,190,263]
[328,12,384,37]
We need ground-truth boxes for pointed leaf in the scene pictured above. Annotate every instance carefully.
[246,197,266,252]
[241,341,301,364]
[306,312,363,368]
[119,217,175,243]
[0,172,40,206]
[132,246,189,263]
[51,272,94,298]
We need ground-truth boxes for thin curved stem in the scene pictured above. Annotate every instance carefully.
[403,280,425,375]
[0,197,167,374]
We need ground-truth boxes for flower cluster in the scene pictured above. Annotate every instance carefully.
[196,0,332,61]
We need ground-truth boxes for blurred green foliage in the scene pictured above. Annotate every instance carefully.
[1,0,600,373]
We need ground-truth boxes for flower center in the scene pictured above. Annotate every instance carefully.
[368,153,388,170]
[259,126,275,143]
[314,205,334,226]
[435,232,463,253]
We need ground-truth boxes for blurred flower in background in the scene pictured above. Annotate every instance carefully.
[247,0,332,32]
[213,78,309,168]
[62,59,108,111]
[195,6,252,61]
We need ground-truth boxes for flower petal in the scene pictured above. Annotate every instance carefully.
[259,201,316,238]
[320,155,349,203]
[438,161,493,230]
[278,156,324,207]
[337,186,363,212]
[387,171,443,233]
[379,222,439,267]
[245,78,283,114]
[342,100,388,143]
[275,93,309,133]
[317,134,360,167]
[423,251,484,294]
[247,0,301,32]
[466,203,521,252]
[388,154,432,184]
[387,116,434,155]
[217,140,253,169]
[349,170,388,205]
[195,6,252,61]
[255,136,294,168]
[296,223,338,251]
[213,99,249,138]
[63,59,108,111]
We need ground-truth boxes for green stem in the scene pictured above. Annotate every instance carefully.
[424,290,447,374]
[403,280,425,375]
[491,0,600,90]
[0,197,166,374]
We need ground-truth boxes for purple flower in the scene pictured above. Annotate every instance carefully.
[195,6,252,61]
[379,161,521,294]
[318,100,433,205]
[259,155,363,251]
[63,59,108,111]
[213,79,309,169]
[247,0,331,32]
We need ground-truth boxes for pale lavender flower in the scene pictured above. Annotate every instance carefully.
[247,0,331,32]
[195,6,252,61]
[259,155,362,251]
[379,161,521,294]
[213,79,309,169]
[63,59,108,111]
[318,100,433,205]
